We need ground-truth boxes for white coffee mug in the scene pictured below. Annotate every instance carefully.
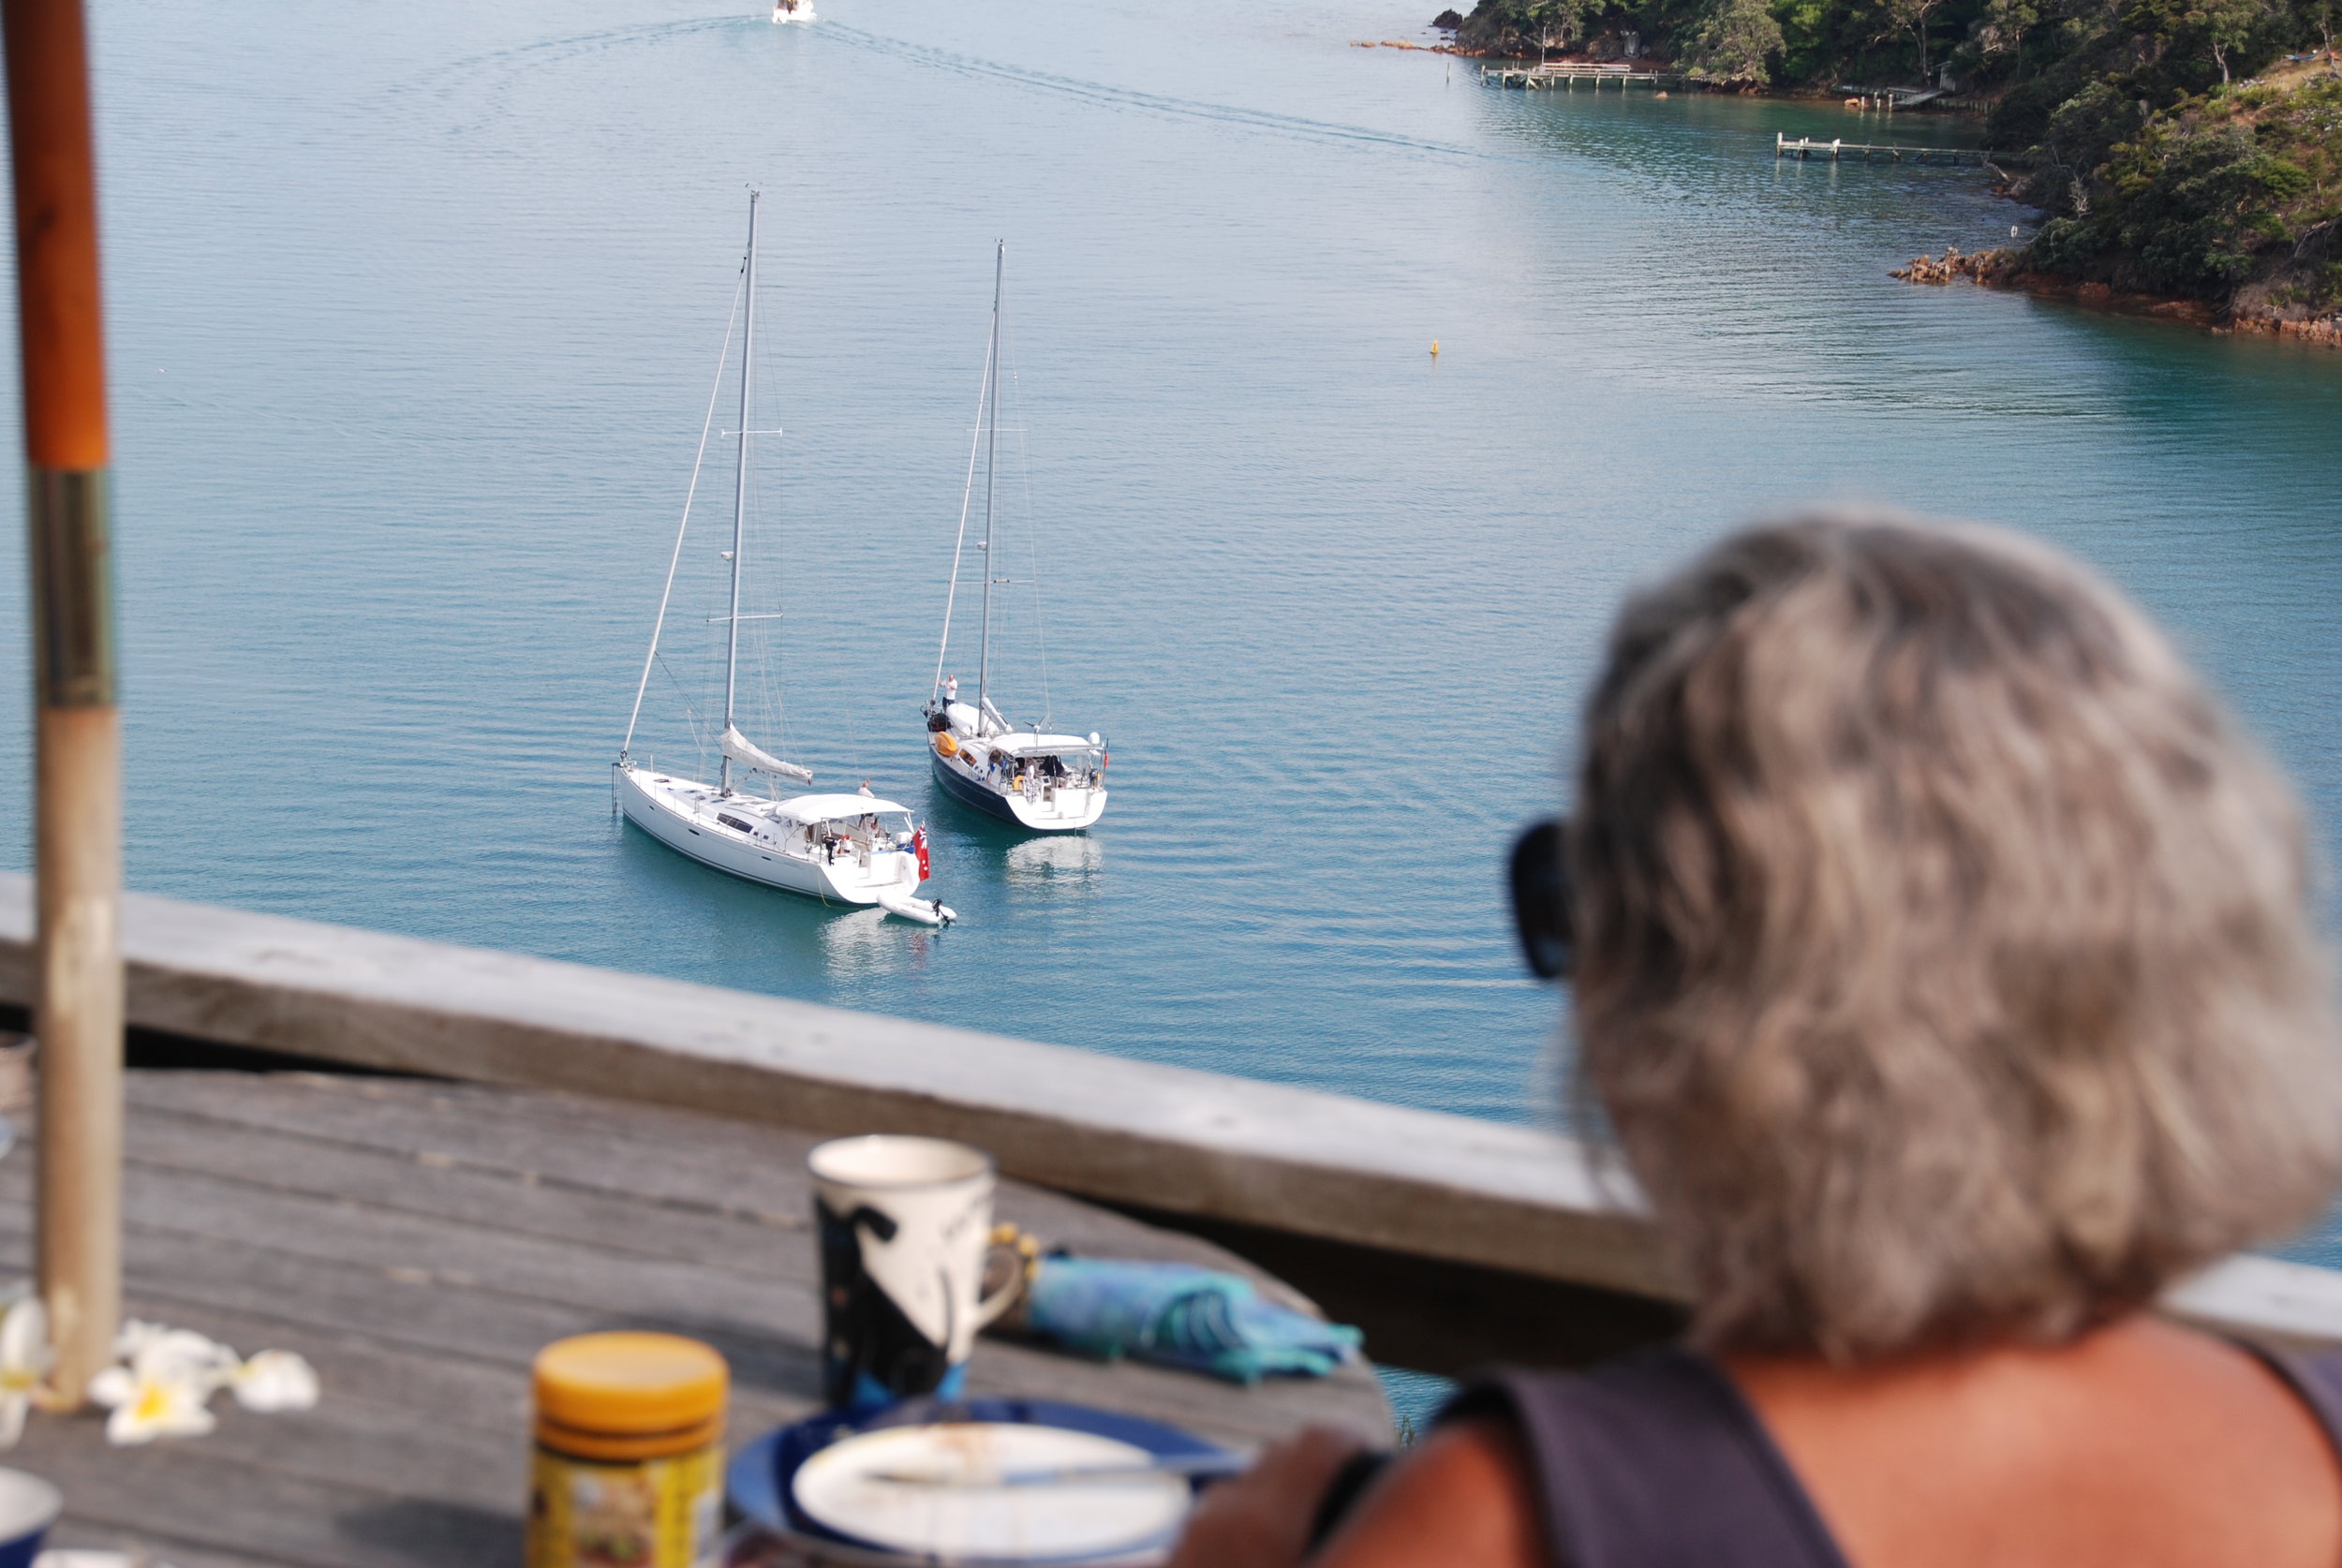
[809,1134,1019,1410]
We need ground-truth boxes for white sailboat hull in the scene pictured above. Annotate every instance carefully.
[931,740,1107,831]
[617,765,943,912]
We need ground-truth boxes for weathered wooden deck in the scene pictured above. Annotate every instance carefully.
[0,1070,1388,1568]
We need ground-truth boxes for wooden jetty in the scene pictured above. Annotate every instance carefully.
[1775,131,1988,166]
[1480,63,1691,90]
[1833,83,1949,110]
[2,1070,1390,1568]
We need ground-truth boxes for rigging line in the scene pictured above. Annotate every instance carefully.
[932,299,998,706]
[829,656,869,782]
[652,650,707,762]
[779,452,879,785]
[748,287,794,767]
[746,431,792,767]
[1003,339,1052,728]
[623,261,746,760]
[654,651,704,752]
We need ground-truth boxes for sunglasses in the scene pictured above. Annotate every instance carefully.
[1508,817,1575,982]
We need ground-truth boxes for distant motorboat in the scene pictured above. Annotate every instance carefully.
[615,190,953,926]
[772,0,816,22]
[922,242,1109,834]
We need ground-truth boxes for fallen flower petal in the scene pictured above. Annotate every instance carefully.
[0,1295,50,1450]
[93,1364,216,1445]
[230,1349,319,1413]
[111,1319,163,1363]
[128,1328,239,1390]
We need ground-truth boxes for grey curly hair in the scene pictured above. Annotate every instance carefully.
[1570,514,2342,1361]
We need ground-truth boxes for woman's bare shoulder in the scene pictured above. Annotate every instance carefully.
[1312,1416,1549,1568]
[1725,1318,2342,1568]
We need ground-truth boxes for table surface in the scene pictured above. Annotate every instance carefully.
[0,1069,1390,1568]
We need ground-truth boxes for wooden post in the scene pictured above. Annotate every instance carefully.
[4,0,123,1406]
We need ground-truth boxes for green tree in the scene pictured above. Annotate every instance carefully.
[2186,0,2265,79]
[1973,0,2039,62]
[1459,0,1601,52]
[1881,0,1949,79]
[1685,0,1787,75]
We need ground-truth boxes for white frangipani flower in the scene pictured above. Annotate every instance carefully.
[230,1349,319,1413]
[88,1357,216,1445]
[112,1321,237,1387]
[0,1295,52,1448]
[82,1319,319,1444]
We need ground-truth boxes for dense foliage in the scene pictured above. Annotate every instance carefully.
[1455,0,2341,313]
[1455,0,2335,98]
[2027,72,2342,306]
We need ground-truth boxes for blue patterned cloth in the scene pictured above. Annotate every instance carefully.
[1023,1257,1364,1383]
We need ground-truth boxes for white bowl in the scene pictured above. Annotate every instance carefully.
[0,1471,59,1566]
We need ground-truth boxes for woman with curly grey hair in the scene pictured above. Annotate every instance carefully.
[1173,514,2342,1568]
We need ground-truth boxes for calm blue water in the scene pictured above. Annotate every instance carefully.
[3,0,2341,1258]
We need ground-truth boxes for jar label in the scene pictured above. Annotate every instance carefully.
[527,1444,723,1568]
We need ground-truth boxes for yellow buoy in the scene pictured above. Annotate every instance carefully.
[1430,339,1441,357]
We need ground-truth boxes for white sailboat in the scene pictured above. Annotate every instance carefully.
[616,191,954,926]
[923,243,1109,834]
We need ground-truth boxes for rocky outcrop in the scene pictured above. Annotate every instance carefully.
[1892,244,2341,344]
[1890,245,2004,285]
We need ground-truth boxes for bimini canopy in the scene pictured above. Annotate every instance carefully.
[771,794,911,824]
[988,732,1103,758]
[722,726,814,784]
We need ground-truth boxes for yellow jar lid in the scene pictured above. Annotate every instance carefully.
[534,1332,728,1438]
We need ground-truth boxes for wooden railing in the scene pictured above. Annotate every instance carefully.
[0,870,2335,1371]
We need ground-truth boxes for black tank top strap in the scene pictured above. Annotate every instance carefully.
[1441,1347,1854,1568]
[2237,1343,2342,1459]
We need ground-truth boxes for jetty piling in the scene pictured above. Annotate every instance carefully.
[1774,130,1987,166]
[1480,63,1692,89]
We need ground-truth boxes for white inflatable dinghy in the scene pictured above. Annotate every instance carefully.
[877,889,956,926]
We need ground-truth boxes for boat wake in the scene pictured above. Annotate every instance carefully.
[388,16,742,140]
[817,22,1488,164]
[408,11,1490,166]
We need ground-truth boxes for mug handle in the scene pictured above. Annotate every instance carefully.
[973,1270,1022,1331]
[974,1225,1037,1330]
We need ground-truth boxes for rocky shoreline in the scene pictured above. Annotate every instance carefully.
[1893,246,2342,350]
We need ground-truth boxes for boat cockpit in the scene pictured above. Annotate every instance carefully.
[928,710,1104,798]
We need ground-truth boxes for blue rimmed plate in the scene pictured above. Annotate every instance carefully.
[727,1397,1231,1566]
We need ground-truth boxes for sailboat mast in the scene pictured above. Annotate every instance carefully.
[721,188,760,794]
[977,239,1003,730]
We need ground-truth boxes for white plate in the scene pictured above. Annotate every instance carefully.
[791,1422,1192,1564]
